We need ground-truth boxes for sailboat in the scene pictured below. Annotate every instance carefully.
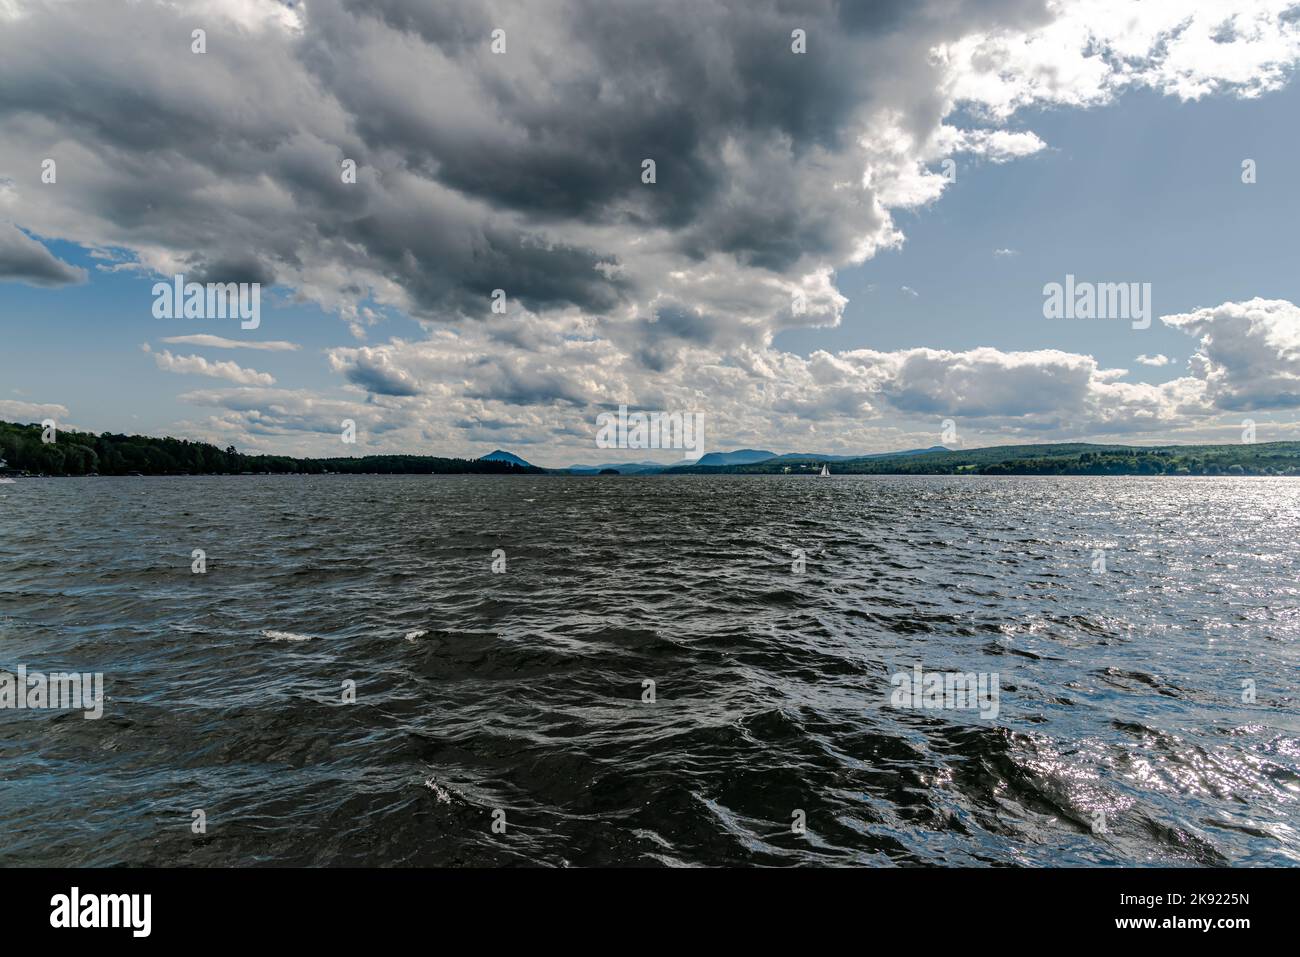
[819,464,830,477]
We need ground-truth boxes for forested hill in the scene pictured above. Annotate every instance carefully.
[7,419,1300,477]
[667,441,1300,476]
[0,421,542,476]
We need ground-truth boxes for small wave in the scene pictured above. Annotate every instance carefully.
[404,630,428,642]
[423,777,454,804]
[262,629,315,642]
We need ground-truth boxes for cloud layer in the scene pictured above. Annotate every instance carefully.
[3,0,1300,458]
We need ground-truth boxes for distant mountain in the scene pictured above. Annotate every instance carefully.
[764,446,947,463]
[691,449,776,467]
[672,446,946,471]
[480,449,535,468]
[667,441,1300,476]
[565,446,949,474]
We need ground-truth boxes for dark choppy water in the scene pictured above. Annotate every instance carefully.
[1,474,1297,867]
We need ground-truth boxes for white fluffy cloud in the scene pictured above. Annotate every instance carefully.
[159,335,300,352]
[940,0,1300,118]
[0,398,69,422]
[146,346,275,386]
[1161,298,1300,411]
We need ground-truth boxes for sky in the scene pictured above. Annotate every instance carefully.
[3,0,1300,467]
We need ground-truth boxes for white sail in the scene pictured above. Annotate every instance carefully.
[819,464,830,476]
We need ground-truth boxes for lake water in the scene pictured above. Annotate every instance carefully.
[1,474,1297,866]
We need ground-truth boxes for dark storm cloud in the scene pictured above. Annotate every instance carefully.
[614,299,765,371]
[0,0,1051,326]
[306,0,942,266]
[341,0,493,51]
[334,351,423,396]
[641,303,720,346]
[344,207,627,316]
[463,356,589,407]
[187,255,277,287]
[0,224,86,286]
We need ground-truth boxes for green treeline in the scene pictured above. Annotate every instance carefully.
[670,442,1300,476]
[973,446,1300,476]
[0,421,541,476]
[7,419,1300,478]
